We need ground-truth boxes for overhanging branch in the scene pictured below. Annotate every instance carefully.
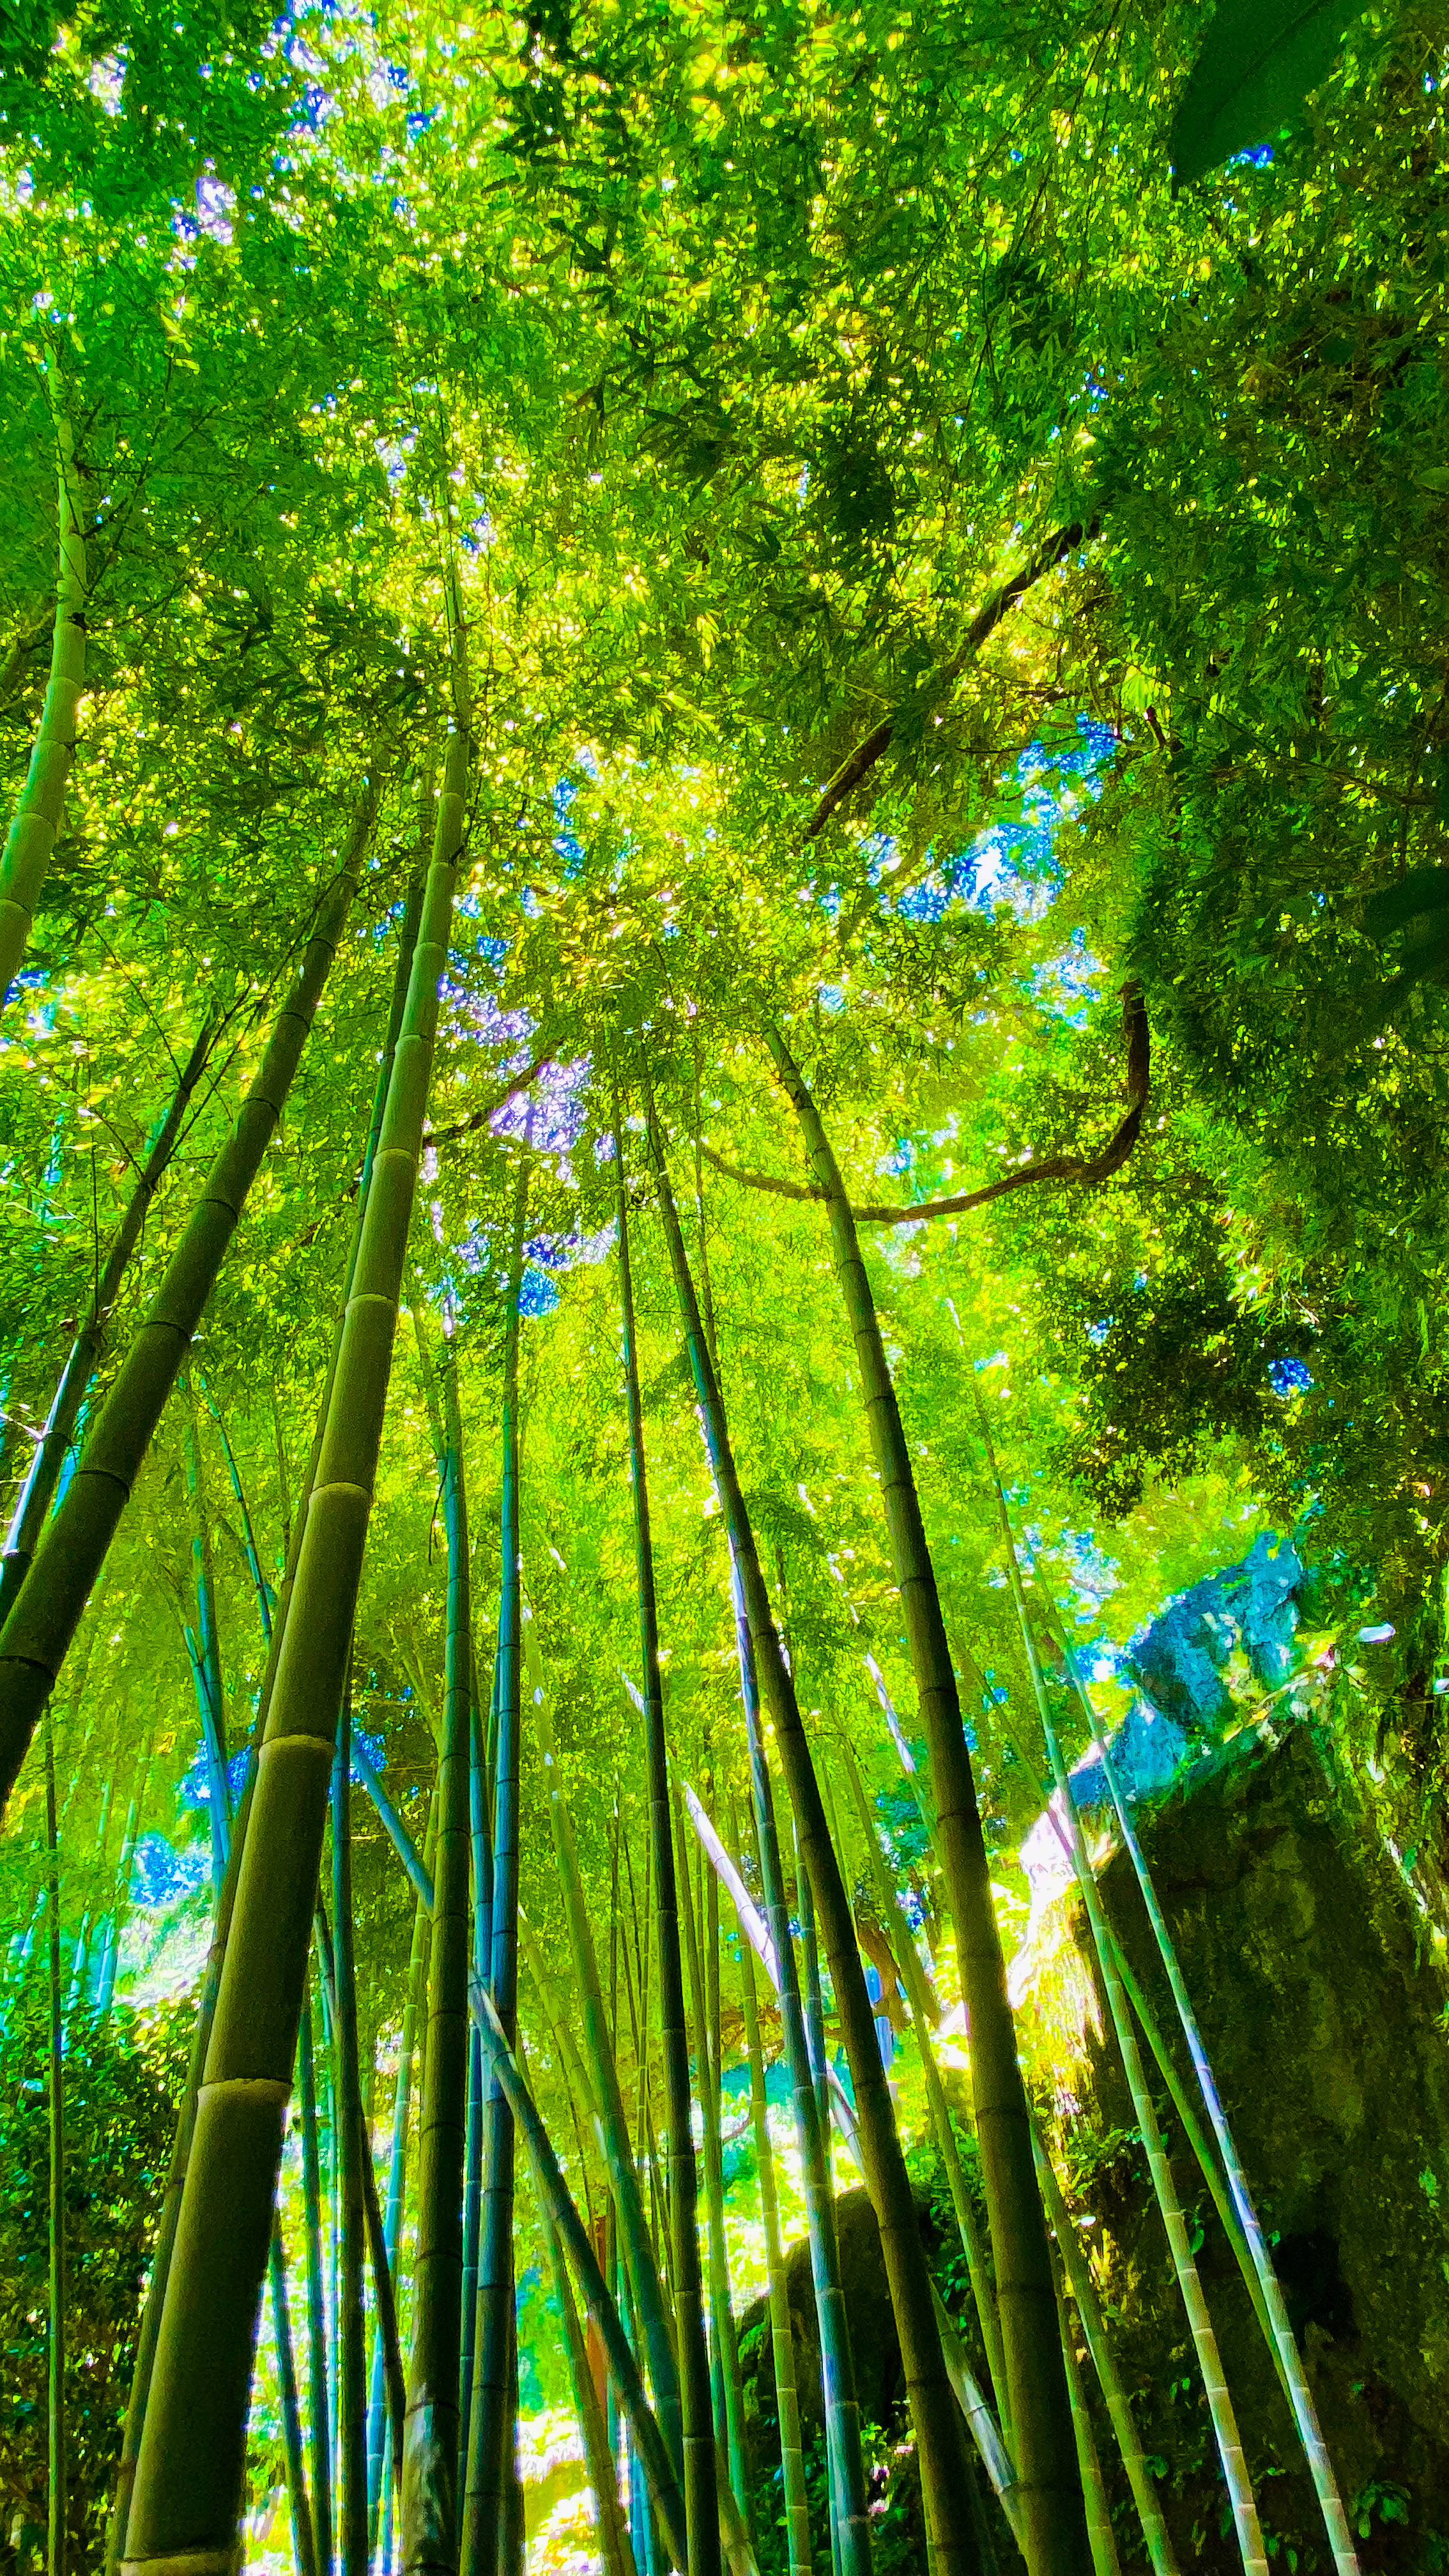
[801,517,1100,843]
[701,985,1149,1227]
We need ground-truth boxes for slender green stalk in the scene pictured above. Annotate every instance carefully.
[730,1568,872,2576]
[334,1696,369,2576]
[1031,2135,1180,2576]
[0,350,86,1012]
[1048,2250,1119,2576]
[204,1384,276,1641]
[650,1103,979,2576]
[183,1378,230,1894]
[0,1019,215,1623]
[839,1744,1007,2425]
[1056,1632,1360,2576]
[105,785,420,2576]
[300,1996,336,2576]
[458,1669,491,2483]
[674,1784,749,2515]
[767,1029,1084,2576]
[792,1812,833,2172]
[533,1637,685,2483]
[975,1402,1266,2576]
[45,1709,66,2576]
[360,2070,408,2523]
[462,1165,528,2576]
[736,1887,813,2576]
[403,1314,475,2576]
[0,778,383,1815]
[611,1101,716,2573]
[271,2216,321,2576]
[471,1983,689,2575]
[95,1730,151,2024]
[520,2023,640,2576]
[119,691,468,2571]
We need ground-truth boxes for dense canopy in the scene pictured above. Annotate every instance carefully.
[2,7,1448,2576]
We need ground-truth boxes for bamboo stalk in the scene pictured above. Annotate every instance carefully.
[1054,1630,1361,2576]
[300,1997,335,2576]
[726,1554,870,2576]
[1031,2134,1180,2576]
[767,1030,1085,2576]
[611,1096,717,2573]
[271,2216,320,2576]
[461,1165,528,2576]
[1048,2248,1119,2576]
[0,349,86,1012]
[105,781,420,2576]
[532,1634,685,2481]
[403,1313,475,2576]
[735,1862,813,2576]
[974,1397,1266,2576]
[46,1708,66,2576]
[839,1743,1007,2425]
[119,683,468,2570]
[0,1019,216,1623]
[333,1696,369,2576]
[674,1783,750,2515]
[471,1982,690,2572]
[651,1100,982,2576]
[0,778,383,1814]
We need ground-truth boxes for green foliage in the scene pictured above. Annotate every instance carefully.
[0,1996,187,2575]
[1170,0,1365,184]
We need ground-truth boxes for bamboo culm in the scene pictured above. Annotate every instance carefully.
[46,1712,66,2576]
[736,1880,813,2576]
[461,1165,528,2576]
[611,1105,717,2575]
[673,1784,750,2515]
[650,1103,982,2576]
[105,802,424,2576]
[271,2216,321,2576]
[977,1404,1267,2576]
[1057,1633,1361,2576]
[403,1314,475,2576]
[839,1744,1007,2424]
[767,1027,1086,2576]
[118,701,468,2573]
[300,1998,335,2576]
[1032,2134,1181,2576]
[471,1984,690,2575]
[333,1699,370,2576]
[0,351,86,1013]
[532,1639,686,2488]
[0,1018,216,1623]
[728,1561,873,2576]
[0,778,384,1816]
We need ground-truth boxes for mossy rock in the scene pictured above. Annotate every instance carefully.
[1018,1722,1449,2571]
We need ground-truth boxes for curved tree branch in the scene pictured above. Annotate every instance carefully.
[700,984,1149,1227]
[801,517,1101,843]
